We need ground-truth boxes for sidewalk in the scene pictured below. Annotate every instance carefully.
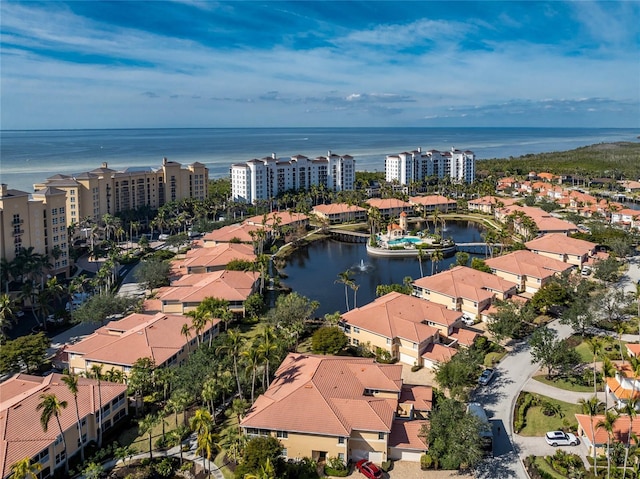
[522,376,606,403]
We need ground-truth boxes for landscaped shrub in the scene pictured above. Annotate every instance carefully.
[380,460,392,472]
[420,453,434,470]
[514,392,538,433]
[411,364,422,372]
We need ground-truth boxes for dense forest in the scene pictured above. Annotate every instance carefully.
[478,141,640,179]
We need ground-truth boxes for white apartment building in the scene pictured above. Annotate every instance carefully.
[385,147,476,185]
[231,151,355,204]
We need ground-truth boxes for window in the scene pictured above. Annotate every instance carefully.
[338,437,345,444]
[378,432,385,440]
[352,338,359,346]
[353,327,360,334]
[276,431,288,439]
[54,435,62,446]
[281,448,287,457]
[386,338,391,345]
[338,453,345,462]
[55,451,66,465]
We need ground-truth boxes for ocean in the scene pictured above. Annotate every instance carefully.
[1,127,638,193]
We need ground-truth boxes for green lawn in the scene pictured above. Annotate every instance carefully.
[533,457,569,479]
[532,374,598,393]
[519,397,582,437]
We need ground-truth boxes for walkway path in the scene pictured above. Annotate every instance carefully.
[522,377,606,404]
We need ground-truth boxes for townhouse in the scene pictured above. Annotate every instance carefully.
[484,250,575,295]
[0,373,127,479]
[411,266,518,321]
[524,234,601,269]
[178,243,256,274]
[240,353,433,463]
[408,195,457,214]
[365,198,413,219]
[610,208,640,229]
[202,223,268,246]
[576,413,640,457]
[312,203,367,224]
[158,270,260,315]
[340,292,466,368]
[494,205,578,237]
[605,361,640,410]
[65,312,218,375]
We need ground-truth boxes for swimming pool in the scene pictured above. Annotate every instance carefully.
[387,236,423,246]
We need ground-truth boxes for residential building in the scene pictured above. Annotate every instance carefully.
[34,159,208,225]
[467,196,517,215]
[365,198,413,219]
[158,271,260,315]
[484,250,574,294]
[494,205,578,237]
[65,312,218,375]
[178,243,256,274]
[0,184,70,278]
[385,147,475,185]
[412,266,518,321]
[605,362,640,410]
[240,353,433,463]
[0,373,128,478]
[230,152,355,204]
[312,203,367,224]
[576,413,640,457]
[202,223,268,246]
[340,292,464,368]
[409,195,457,214]
[524,234,600,269]
[610,208,640,229]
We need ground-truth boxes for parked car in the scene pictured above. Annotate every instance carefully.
[545,430,578,446]
[478,368,495,386]
[355,459,382,479]
[462,314,475,326]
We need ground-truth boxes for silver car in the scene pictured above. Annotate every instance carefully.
[545,430,578,446]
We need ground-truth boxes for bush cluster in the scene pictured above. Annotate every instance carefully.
[514,392,538,433]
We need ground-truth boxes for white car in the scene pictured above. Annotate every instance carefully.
[478,368,495,386]
[545,430,578,446]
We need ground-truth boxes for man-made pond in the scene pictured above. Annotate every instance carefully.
[281,220,487,316]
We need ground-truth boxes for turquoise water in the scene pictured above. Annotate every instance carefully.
[387,236,423,246]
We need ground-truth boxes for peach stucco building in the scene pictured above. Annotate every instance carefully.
[525,233,600,268]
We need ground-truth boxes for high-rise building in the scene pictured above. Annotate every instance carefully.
[0,184,70,277]
[385,147,475,185]
[34,158,209,226]
[231,152,355,204]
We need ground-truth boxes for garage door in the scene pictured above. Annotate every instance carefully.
[399,353,415,366]
[400,451,423,461]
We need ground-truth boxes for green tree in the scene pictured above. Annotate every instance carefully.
[82,462,104,479]
[0,293,17,342]
[87,364,105,447]
[36,393,69,475]
[529,326,580,379]
[61,372,85,463]
[335,270,354,312]
[487,300,535,341]
[128,357,156,416]
[244,293,266,320]
[579,396,604,477]
[139,413,160,460]
[311,326,348,355]
[73,293,140,325]
[593,257,621,283]
[470,258,491,273]
[235,436,283,479]
[530,281,571,315]
[434,347,483,401]
[8,457,42,479]
[0,333,50,374]
[216,329,246,400]
[596,410,619,479]
[134,258,171,292]
[421,398,486,470]
[455,251,470,267]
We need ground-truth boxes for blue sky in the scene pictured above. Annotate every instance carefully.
[1,1,639,129]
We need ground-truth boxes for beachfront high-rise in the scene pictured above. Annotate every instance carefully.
[230,151,355,204]
[34,158,208,225]
[385,147,476,185]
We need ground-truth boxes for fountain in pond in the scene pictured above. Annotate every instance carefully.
[353,259,373,273]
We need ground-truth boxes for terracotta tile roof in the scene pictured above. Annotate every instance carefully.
[202,223,266,243]
[408,195,456,207]
[399,384,433,412]
[341,292,459,343]
[366,198,412,209]
[389,420,428,450]
[576,413,640,445]
[241,354,402,436]
[159,270,259,303]
[413,266,518,302]
[525,233,596,256]
[615,362,640,380]
[0,374,127,477]
[485,250,574,279]
[421,343,457,363]
[312,203,366,215]
[243,211,309,227]
[181,243,256,271]
[607,377,640,401]
[448,327,479,347]
[65,312,211,368]
[626,344,640,357]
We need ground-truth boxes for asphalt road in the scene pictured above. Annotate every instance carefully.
[472,320,575,479]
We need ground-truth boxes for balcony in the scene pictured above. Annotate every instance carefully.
[12,229,24,236]
[12,218,24,225]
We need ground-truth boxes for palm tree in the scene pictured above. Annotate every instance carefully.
[430,249,443,275]
[216,329,245,399]
[622,398,637,479]
[195,429,218,479]
[61,372,85,463]
[228,398,249,434]
[0,293,16,341]
[587,337,603,396]
[186,308,207,345]
[139,413,160,460]
[256,326,278,389]
[36,393,69,475]
[8,457,42,479]
[417,247,427,278]
[241,346,260,404]
[167,389,191,428]
[596,410,619,479]
[350,281,360,310]
[244,457,276,479]
[201,377,218,418]
[602,357,616,413]
[88,364,104,447]
[181,323,192,353]
[580,396,604,476]
[335,270,354,312]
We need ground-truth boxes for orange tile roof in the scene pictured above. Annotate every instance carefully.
[0,374,127,477]
[448,327,479,347]
[408,195,456,207]
[243,210,309,227]
[241,354,402,436]
[627,344,640,357]
[202,223,266,243]
[525,233,596,256]
[399,384,433,412]
[66,312,213,368]
[421,343,457,363]
[413,266,518,302]
[159,270,259,303]
[576,413,640,445]
[312,203,366,215]
[182,243,256,271]
[389,420,428,450]
[341,292,459,343]
[366,198,412,209]
[606,377,640,400]
[485,250,574,279]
